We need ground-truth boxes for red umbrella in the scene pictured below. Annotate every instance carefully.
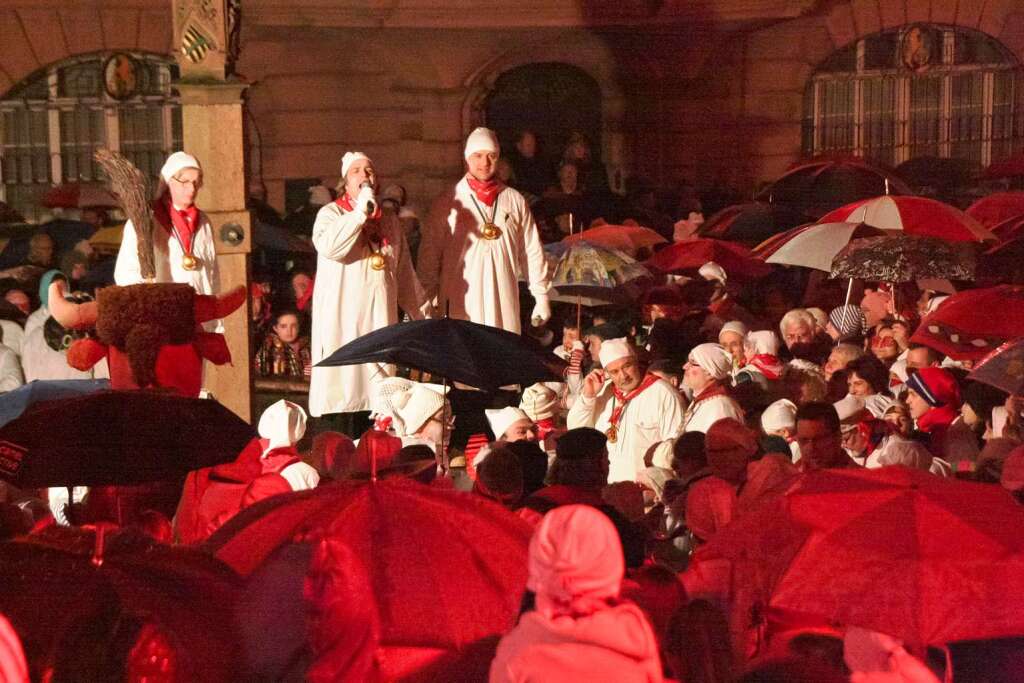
[694,466,1024,647]
[911,285,1024,360]
[819,195,995,242]
[562,224,666,256]
[207,479,532,678]
[965,192,1024,229]
[41,183,118,209]
[984,154,1024,180]
[645,237,772,280]
[989,214,1024,244]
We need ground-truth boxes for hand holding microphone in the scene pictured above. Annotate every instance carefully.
[356,181,376,216]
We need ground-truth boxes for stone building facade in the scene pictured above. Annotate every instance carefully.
[1,0,1023,217]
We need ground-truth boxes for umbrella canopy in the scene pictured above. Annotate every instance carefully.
[0,390,256,488]
[545,240,652,305]
[317,317,566,390]
[895,156,980,195]
[695,466,1024,647]
[645,237,772,280]
[989,215,1024,244]
[41,183,118,209]
[912,285,1024,360]
[968,339,1024,395]
[0,379,110,430]
[562,224,666,256]
[207,479,532,661]
[830,235,976,283]
[756,159,913,220]
[966,192,1024,229]
[819,195,995,242]
[762,222,886,271]
[698,202,806,245]
[984,154,1024,180]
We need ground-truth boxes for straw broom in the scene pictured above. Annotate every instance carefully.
[93,148,156,281]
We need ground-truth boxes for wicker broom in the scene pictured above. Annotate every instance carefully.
[93,148,156,281]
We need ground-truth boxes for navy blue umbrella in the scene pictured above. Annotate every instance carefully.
[0,379,110,429]
[316,318,566,390]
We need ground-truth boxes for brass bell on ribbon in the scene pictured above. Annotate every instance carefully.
[481,222,502,240]
[369,252,386,271]
[605,424,618,444]
[181,253,200,271]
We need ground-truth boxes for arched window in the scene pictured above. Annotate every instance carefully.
[0,53,181,220]
[802,26,1023,168]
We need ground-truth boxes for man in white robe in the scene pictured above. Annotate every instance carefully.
[308,152,429,419]
[682,343,744,433]
[567,339,684,483]
[418,127,550,334]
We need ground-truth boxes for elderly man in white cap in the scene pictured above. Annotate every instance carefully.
[418,127,551,334]
[682,343,744,433]
[567,339,684,483]
[115,151,218,298]
[308,152,429,429]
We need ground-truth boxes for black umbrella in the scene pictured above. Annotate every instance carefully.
[316,318,567,390]
[0,390,255,488]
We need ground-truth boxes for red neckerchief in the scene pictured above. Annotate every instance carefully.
[709,297,733,316]
[466,176,503,206]
[747,354,784,380]
[691,383,729,405]
[609,373,661,429]
[260,446,301,475]
[535,418,556,441]
[153,198,198,253]
[335,193,382,220]
[917,404,959,434]
[296,277,315,312]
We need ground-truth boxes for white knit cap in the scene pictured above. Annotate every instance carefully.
[160,151,201,182]
[394,382,448,436]
[520,382,560,421]
[833,394,866,423]
[688,343,733,381]
[486,406,532,440]
[308,184,333,207]
[761,398,797,433]
[340,151,370,178]
[745,330,780,357]
[699,261,727,285]
[718,321,748,342]
[258,399,308,452]
[598,338,634,368]
[464,127,500,159]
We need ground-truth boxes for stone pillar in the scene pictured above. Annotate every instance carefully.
[172,0,252,421]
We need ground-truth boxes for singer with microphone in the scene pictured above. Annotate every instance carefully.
[309,151,431,434]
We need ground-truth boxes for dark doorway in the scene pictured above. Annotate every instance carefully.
[484,62,603,177]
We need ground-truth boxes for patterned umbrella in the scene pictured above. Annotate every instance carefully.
[562,224,666,256]
[545,241,652,304]
[968,339,1024,395]
[912,286,1024,360]
[830,235,976,283]
[819,195,995,242]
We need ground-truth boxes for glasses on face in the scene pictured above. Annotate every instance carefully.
[172,176,202,189]
[430,413,455,429]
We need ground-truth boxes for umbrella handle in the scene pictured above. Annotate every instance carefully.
[843,278,854,307]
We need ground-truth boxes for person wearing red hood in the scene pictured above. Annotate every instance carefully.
[490,504,663,683]
[418,127,551,334]
[905,367,962,460]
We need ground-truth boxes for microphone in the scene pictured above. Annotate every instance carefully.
[360,180,376,215]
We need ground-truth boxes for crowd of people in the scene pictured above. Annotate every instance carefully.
[0,125,1023,682]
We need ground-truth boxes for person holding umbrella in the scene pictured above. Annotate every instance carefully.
[418,127,551,334]
[308,152,429,432]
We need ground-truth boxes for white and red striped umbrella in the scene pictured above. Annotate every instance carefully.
[818,195,995,243]
[759,221,885,271]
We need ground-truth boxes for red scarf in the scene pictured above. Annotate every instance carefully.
[609,373,661,429]
[336,193,381,220]
[691,383,729,405]
[153,198,198,253]
[295,277,315,312]
[747,354,784,380]
[916,404,959,434]
[466,176,503,207]
[535,418,556,442]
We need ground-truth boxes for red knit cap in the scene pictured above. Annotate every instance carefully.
[907,367,961,407]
